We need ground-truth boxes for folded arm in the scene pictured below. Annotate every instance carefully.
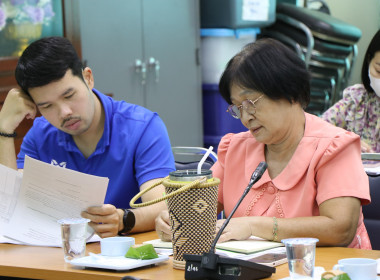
[0,88,37,170]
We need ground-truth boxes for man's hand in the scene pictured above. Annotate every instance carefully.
[81,204,123,238]
[0,88,37,133]
[155,209,171,241]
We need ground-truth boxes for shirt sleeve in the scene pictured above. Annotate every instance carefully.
[321,85,366,130]
[211,133,234,205]
[134,113,176,185]
[315,130,370,205]
[16,125,40,169]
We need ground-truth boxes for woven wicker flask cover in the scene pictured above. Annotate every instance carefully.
[163,172,219,270]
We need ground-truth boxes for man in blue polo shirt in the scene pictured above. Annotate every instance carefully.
[0,37,175,238]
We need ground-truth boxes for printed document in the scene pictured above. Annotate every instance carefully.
[0,156,108,247]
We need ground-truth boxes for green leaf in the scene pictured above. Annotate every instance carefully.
[321,272,351,280]
[125,244,159,260]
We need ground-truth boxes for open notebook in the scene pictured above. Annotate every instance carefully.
[215,239,283,254]
[144,237,283,254]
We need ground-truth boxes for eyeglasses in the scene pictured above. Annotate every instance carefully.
[226,95,264,119]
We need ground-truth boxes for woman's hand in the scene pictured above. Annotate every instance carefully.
[215,217,253,243]
[155,210,171,241]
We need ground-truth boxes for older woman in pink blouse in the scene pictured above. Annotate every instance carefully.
[156,38,371,249]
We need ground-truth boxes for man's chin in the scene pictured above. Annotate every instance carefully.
[60,126,87,136]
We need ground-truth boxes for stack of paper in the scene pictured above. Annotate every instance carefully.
[0,156,108,247]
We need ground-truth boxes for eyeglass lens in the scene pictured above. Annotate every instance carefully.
[228,100,257,119]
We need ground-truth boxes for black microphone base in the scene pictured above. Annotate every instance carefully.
[183,253,276,280]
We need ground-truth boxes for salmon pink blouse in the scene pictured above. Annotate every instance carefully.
[212,113,371,249]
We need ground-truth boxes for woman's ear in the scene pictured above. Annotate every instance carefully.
[82,67,94,89]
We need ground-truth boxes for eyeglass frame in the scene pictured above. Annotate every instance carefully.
[226,95,264,119]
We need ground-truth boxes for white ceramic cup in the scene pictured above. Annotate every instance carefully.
[332,258,377,280]
[100,236,135,257]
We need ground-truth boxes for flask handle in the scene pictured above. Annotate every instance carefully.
[129,176,208,208]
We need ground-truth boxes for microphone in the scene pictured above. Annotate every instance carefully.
[183,161,275,280]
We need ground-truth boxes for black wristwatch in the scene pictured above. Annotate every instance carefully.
[118,209,136,235]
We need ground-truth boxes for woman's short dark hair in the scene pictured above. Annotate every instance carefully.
[15,36,84,96]
[362,29,380,93]
[219,38,310,108]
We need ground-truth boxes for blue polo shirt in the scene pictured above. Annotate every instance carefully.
[17,89,175,208]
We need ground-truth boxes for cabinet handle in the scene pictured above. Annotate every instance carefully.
[135,59,146,85]
[148,57,160,83]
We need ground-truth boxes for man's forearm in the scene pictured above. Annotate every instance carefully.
[0,136,17,170]
[130,201,168,233]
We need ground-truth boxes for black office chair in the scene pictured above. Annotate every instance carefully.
[260,2,361,115]
[362,175,380,250]
[361,153,380,250]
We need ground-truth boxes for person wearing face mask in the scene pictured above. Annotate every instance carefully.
[321,29,380,153]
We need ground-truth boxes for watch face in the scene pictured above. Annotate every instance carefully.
[118,209,136,235]
[125,210,136,232]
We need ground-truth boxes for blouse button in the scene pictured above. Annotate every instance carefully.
[267,186,275,194]
[280,214,284,217]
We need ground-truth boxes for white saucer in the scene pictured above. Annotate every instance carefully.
[70,253,169,271]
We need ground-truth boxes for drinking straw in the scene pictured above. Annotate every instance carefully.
[197,146,213,174]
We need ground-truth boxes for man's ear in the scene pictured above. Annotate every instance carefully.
[82,67,94,89]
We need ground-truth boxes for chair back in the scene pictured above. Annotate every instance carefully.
[260,2,362,115]
[362,175,380,250]
[172,146,218,171]
[362,153,380,250]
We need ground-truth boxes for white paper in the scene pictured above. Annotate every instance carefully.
[0,163,22,226]
[242,0,269,22]
[144,236,285,261]
[1,156,108,247]
[0,235,24,244]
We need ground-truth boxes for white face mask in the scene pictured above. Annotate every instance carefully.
[369,70,380,97]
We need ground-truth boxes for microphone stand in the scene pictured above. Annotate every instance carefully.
[201,162,268,270]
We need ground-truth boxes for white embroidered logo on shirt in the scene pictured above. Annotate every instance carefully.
[51,160,67,168]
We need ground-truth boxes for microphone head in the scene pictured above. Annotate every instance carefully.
[252,161,268,180]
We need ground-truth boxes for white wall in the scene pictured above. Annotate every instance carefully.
[324,0,380,85]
